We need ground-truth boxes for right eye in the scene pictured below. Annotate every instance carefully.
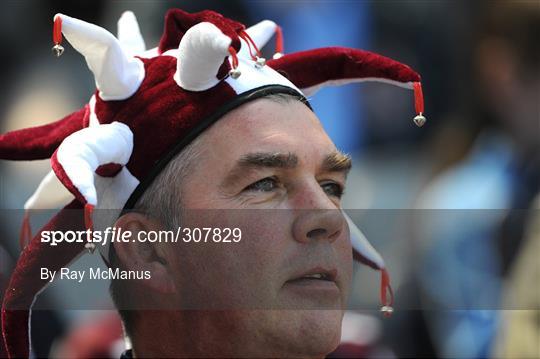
[244,177,279,192]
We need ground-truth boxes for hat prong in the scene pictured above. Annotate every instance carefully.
[54,13,145,100]
[175,22,232,91]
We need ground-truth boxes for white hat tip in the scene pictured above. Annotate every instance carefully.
[119,10,136,20]
[260,19,277,27]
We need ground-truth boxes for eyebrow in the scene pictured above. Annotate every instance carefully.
[238,152,298,169]
[220,150,352,189]
[322,151,352,173]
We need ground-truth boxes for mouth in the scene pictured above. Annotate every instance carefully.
[284,267,339,291]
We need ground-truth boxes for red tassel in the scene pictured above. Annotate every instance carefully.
[275,25,284,55]
[52,16,64,57]
[413,82,424,115]
[84,203,94,229]
[19,211,32,249]
[239,30,263,61]
[412,82,427,127]
[228,46,241,79]
[84,203,95,252]
[53,16,62,45]
[380,268,394,317]
[228,46,239,69]
[239,31,255,60]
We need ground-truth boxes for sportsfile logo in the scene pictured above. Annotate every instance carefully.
[40,227,243,246]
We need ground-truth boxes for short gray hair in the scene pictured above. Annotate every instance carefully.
[133,134,204,228]
[109,133,204,336]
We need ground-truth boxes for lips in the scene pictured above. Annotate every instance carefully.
[286,267,338,284]
[301,273,330,280]
[283,266,341,303]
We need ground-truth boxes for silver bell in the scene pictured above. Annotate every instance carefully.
[52,44,64,57]
[85,242,96,253]
[381,305,394,317]
[413,114,426,127]
[254,56,266,68]
[229,68,241,79]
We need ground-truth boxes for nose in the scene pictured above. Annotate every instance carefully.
[291,182,346,243]
[292,209,345,244]
[290,179,346,243]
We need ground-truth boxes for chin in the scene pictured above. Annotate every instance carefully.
[275,309,344,357]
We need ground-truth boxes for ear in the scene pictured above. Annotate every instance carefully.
[112,212,176,293]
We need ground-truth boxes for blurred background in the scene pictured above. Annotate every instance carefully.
[0,0,538,358]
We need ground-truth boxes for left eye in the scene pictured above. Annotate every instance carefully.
[321,182,344,198]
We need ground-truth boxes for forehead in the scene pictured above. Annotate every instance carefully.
[202,98,337,159]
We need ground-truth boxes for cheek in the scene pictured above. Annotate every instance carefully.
[168,244,258,309]
[168,209,293,309]
[228,212,293,299]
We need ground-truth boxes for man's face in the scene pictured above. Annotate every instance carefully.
[161,98,353,356]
